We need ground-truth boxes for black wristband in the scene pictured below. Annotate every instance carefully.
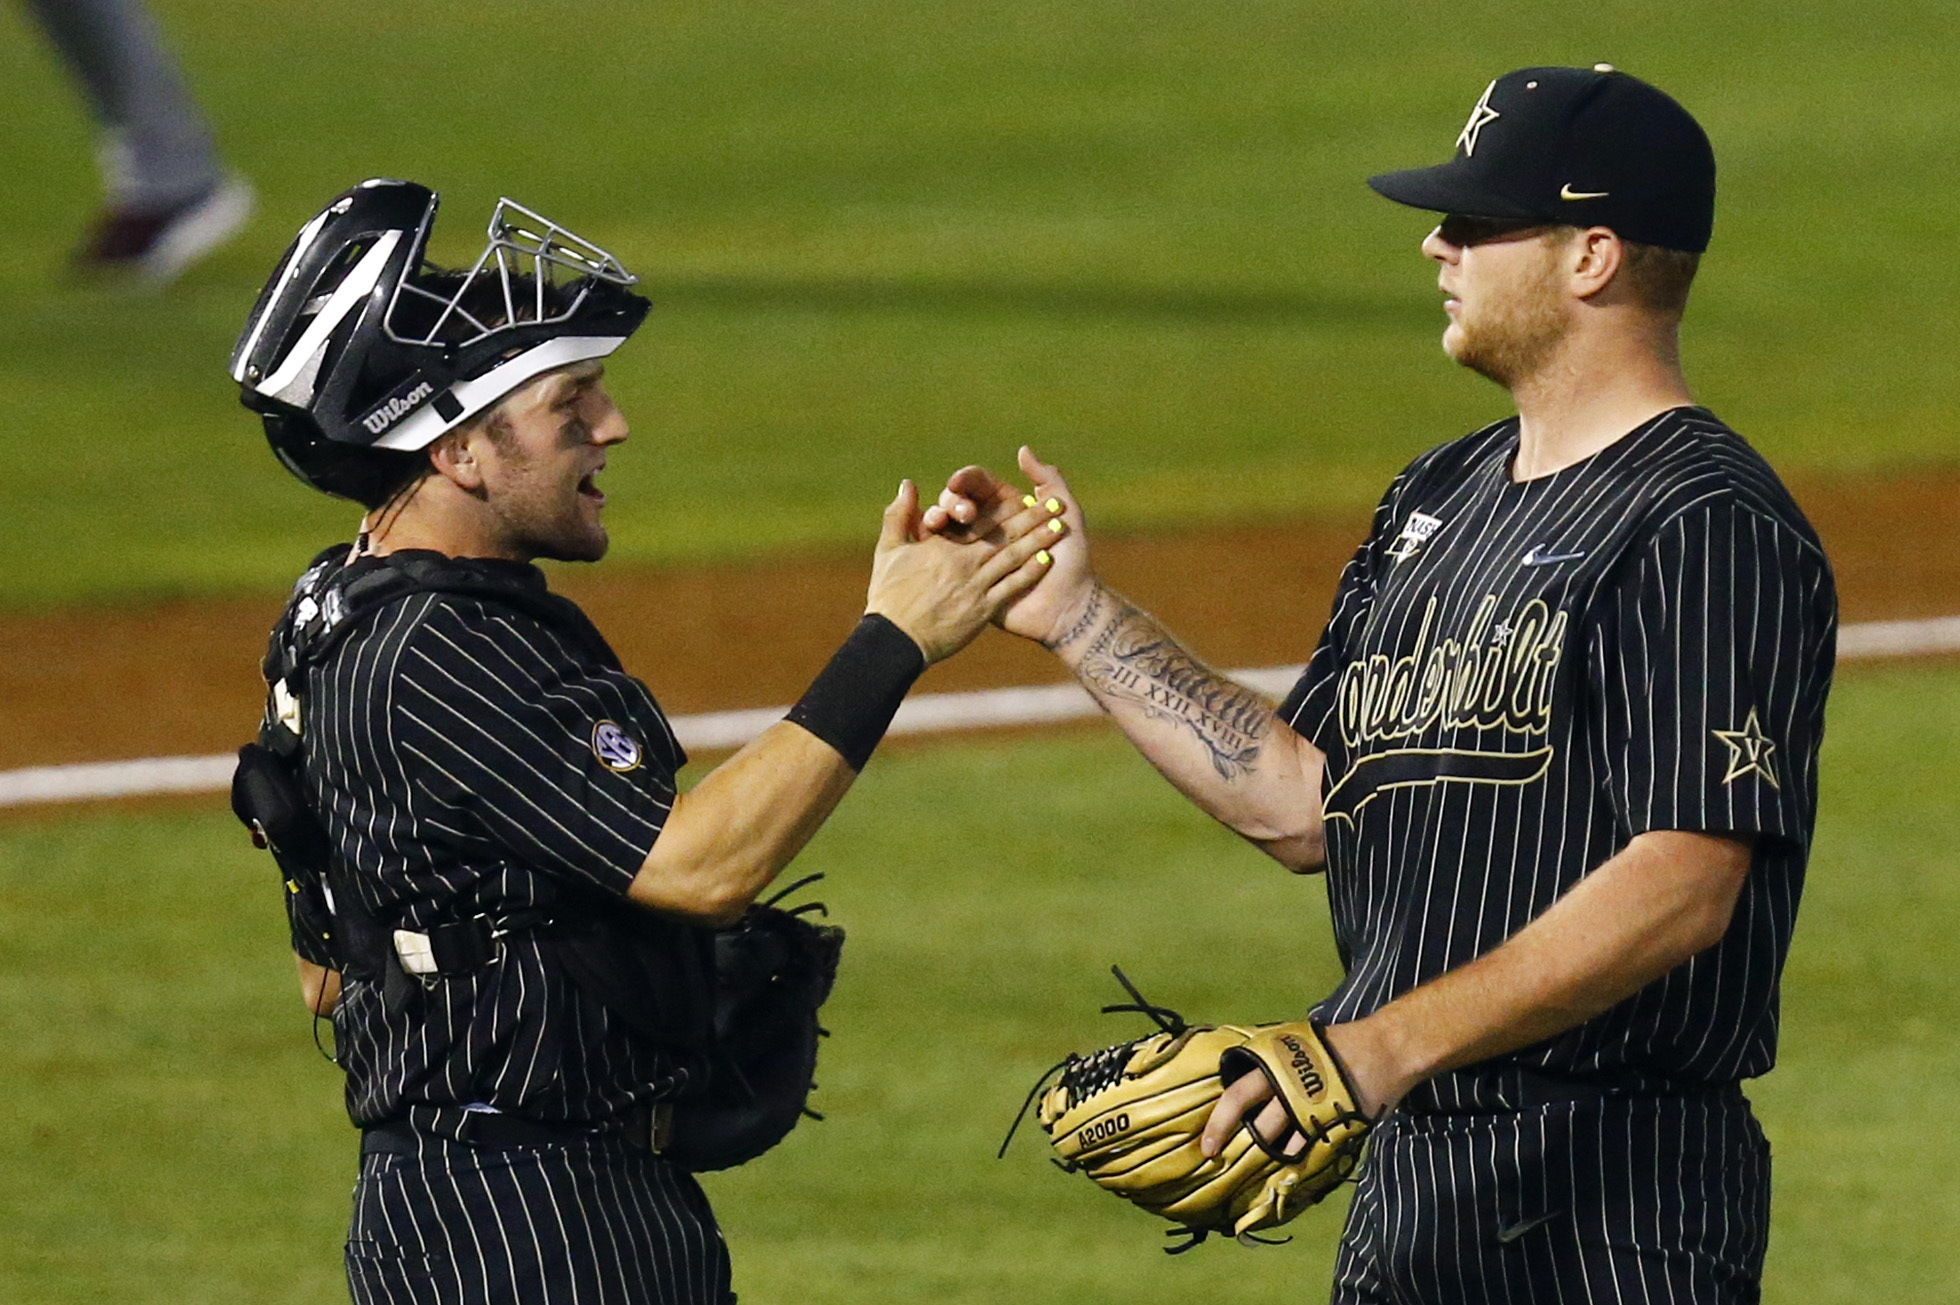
[787,613,927,771]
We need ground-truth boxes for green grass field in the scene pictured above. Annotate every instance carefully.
[0,663,1955,1302]
[2,2,1958,1301]
[1,0,1957,605]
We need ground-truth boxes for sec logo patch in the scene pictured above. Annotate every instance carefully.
[591,720,643,773]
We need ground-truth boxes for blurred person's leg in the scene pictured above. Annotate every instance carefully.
[25,0,251,281]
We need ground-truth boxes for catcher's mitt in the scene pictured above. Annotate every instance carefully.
[1004,969,1372,1252]
[666,877,845,1172]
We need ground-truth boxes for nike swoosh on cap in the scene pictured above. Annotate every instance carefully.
[1560,184,1610,200]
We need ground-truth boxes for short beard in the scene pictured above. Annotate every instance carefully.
[1447,238,1572,389]
[486,478,611,564]
[527,529,608,565]
[502,505,609,564]
[480,417,611,564]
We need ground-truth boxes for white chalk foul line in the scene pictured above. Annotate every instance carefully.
[1835,614,1960,659]
[3,616,1956,809]
[0,754,241,806]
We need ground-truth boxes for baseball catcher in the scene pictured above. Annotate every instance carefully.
[1007,970,1373,1251]
[229,178,1067,1305]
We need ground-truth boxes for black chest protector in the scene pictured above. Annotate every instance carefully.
[234,544,713,1048]
[231,545,844,1170]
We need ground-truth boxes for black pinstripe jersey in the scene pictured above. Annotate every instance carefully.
[275,547,693,1128]
[1279,407,1836,1112]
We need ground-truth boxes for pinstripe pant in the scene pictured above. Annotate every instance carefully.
[1333,1092,1770,1305]
[345,1134,734,1304]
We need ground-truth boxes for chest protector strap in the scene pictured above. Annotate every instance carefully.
[237,545,712,1045]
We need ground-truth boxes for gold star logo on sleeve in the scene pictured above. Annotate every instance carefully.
[1712,709,1780,790]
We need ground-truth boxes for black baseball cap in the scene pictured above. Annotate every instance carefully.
[1368,65,1716,253]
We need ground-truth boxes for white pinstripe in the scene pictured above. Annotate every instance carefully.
[1291,410,1826,1300]
[255,552,729,1303]
[346,1138,730,1303]
[1335,1095,1768,1303]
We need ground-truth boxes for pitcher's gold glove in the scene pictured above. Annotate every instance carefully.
[1006,970,1372,1252]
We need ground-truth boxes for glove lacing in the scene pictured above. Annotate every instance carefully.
[997,966,1187,1160]
[998,967,1309,1255]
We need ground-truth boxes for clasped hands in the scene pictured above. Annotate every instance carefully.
[874,444,1395,1152]
[864,446,1093,664]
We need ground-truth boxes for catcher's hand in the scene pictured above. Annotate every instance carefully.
[1013,971,1373,1251]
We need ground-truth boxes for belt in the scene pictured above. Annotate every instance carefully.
[392,910,551,977]
[1401,1069,1745,1116]
[361,1102,674,1156]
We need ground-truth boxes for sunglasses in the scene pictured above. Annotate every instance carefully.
[1435,214,1552,248]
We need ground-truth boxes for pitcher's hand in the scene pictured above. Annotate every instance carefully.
[921,446,1096,648]
[867,479,1064,664]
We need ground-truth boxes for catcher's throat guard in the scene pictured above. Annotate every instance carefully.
[1003,968,1373,1253]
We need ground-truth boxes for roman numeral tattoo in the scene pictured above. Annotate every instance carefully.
[1055,584,1272,780]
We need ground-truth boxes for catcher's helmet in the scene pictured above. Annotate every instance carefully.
[230,178,650,504]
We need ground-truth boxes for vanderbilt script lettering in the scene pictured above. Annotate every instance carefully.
[1336,596,1567,749]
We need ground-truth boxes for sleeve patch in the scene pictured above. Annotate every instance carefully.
[591,720,644,773]
[1386,511,1446,562]
[1711,710,1780,790]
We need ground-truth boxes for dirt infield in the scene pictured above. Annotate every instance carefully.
[1,466,1953,773]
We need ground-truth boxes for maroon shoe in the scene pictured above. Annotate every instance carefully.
[74,175,254,284]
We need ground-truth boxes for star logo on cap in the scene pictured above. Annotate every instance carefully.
[1712,710,1780,790]
[1456,80,1501,157]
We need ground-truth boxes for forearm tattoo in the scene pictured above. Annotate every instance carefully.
[1043,583,1110,652]
[1060,586,1272,780]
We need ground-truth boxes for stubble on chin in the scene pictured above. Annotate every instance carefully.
[1445,250,1570,390]
[528,518,609,564]
[490,487,611,564]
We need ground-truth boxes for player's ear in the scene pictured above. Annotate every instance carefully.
[1569,227,1624,302]
[428,426,487,492]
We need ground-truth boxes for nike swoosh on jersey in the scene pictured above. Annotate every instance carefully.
[1496,1210,1560,1244]
[1559,184,1610,200]
[1520,546,1588,566]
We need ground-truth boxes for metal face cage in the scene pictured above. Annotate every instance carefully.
[383,198,638,351]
